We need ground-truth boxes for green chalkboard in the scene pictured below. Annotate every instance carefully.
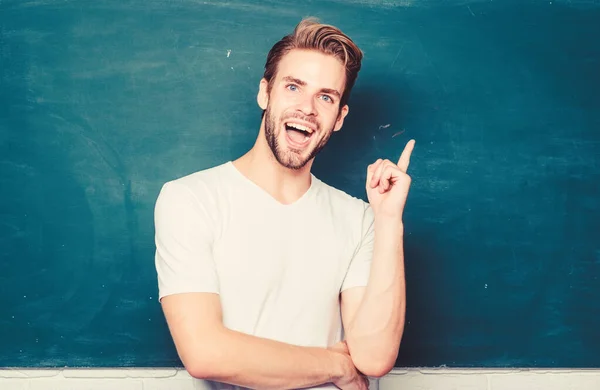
[1,0,599,368]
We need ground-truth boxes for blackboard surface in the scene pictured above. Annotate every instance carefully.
[1,0,599,368]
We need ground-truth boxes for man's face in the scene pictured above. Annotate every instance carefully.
[258,49,349,170]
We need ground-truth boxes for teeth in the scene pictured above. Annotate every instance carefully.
[286,122,313,133]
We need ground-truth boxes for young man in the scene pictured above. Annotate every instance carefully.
[154,18,415,390]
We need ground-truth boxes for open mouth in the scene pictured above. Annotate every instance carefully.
[284,122,315,146]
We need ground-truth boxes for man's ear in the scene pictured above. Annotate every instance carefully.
[333,104,349,132]
[257,78,269,110]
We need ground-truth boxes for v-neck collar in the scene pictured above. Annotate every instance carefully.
[226,161,319,208]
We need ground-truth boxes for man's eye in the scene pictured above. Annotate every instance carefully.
[320,95,332,103]
[287,84,298,91]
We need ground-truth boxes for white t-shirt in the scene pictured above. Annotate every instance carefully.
[154,161,375,389]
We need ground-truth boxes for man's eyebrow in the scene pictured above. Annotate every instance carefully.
[282,76,306,86]
[320,88,341,99]
[282,76,341,99]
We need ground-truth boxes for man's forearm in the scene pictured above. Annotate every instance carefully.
[188,326,346,389]
[345,217,406,376]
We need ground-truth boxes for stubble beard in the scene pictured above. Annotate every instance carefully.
[263,105,333,170]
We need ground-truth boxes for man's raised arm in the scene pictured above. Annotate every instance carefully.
[340,140,415,377]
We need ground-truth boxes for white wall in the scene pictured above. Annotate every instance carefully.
[2,368,600,389]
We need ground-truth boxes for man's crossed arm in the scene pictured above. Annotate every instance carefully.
[161,292,370,390]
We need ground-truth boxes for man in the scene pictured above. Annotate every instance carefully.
[154,17,415,390]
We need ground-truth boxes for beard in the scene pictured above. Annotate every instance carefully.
[263,105,333,170]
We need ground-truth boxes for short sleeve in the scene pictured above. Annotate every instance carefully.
[341,204,375,291]
[154,180,219,300]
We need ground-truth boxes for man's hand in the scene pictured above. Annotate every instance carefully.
[328,341,370,390]
[366,139,415,219]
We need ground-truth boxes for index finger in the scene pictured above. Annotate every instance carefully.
[397,139,415,172]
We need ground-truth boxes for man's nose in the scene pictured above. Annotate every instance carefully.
[297,95,317,116]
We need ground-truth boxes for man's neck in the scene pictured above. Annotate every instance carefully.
[233,139,313,206]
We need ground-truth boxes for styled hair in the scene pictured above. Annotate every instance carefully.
[263,17,363,108]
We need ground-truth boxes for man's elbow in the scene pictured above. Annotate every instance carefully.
[180,353,213,379]
[183,358,210,380]
[354,355,396,378]
[177,339,225,380]
[183,353,225,380]
[347,325,405,377]
[350,344,400,378]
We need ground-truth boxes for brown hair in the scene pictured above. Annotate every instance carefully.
[263,17,363,108]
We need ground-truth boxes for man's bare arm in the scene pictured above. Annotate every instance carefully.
[161,292,367,390]
[340,141,415,377]
[341,220,406,377]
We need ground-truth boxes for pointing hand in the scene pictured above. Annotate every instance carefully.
[366,139,415,219]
